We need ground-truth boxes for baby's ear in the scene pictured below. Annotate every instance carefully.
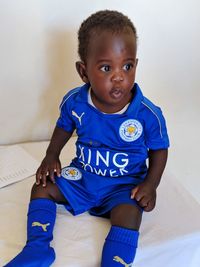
[76,61,89,83]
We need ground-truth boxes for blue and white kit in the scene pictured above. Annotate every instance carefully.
[55,83,169,216]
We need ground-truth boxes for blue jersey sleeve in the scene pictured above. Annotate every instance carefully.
[142,100,170,150]
[56,91,76,133]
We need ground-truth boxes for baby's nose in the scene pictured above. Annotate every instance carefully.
[111,70,124,82]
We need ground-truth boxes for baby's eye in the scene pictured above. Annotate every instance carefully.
[123,63,133,71]
[100,65,111,72]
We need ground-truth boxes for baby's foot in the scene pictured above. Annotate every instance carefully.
[4,245,55,267]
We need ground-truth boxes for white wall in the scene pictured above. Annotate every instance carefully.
[0,0,200,202]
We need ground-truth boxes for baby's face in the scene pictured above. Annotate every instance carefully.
[85,29,138,113]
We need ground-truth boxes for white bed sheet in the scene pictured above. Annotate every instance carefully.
[0,138,200,267]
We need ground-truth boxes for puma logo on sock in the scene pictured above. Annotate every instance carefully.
[72,110,85,125]
[113,256,133,267]
[32,222,50,232]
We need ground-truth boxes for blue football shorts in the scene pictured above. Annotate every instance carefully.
[55,165,143,217]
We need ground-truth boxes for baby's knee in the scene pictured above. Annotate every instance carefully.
[31,182,53,200]
[31,181,67,204]
[110,204,142,230]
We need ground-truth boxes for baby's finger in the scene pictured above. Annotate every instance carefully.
[36,168,42,185]
[56,163,61,177]
[133,190,145,202]
[49,168,56,184]
[144,199,156,212]
[41,172,48,187]
[130,186,139,199]
[142,198,154,212]
[139,197,149,208]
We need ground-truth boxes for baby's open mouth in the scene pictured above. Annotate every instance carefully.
[110,88,123,99]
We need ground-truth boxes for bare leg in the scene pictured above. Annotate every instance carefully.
[110,203,142,230]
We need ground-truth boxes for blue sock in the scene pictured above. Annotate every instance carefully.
[101,226,139,267]
[4,198,56,267]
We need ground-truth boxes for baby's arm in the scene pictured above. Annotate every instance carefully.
[36,126,73,187]
[131,149,168,212]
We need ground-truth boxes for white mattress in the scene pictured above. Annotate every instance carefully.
[1,138,200,267]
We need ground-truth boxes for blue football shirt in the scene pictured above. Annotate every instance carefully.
[56,83,169,180]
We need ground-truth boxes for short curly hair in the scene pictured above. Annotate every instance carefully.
[78,10,137,62]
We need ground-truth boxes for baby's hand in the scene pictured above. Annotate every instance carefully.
[131,181,156,212]
[36,154,61,187]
